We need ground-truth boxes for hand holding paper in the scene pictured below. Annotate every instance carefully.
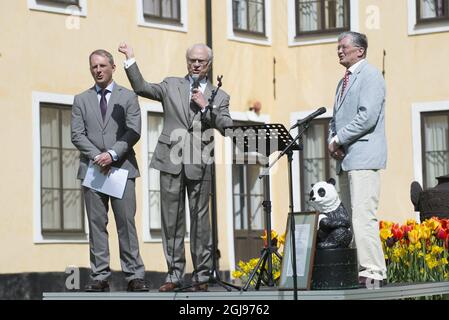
[82,161,129,199]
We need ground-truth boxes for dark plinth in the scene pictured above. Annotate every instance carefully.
[311,248,359,290]
[411,175,449,221]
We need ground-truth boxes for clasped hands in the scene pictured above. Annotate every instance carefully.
[328,141,345,160]
[94,152,112,175]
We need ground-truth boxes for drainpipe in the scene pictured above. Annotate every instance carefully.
[206,0,213,80]
[205,0,219,273]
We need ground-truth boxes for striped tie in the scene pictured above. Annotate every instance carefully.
[340,70,351,99]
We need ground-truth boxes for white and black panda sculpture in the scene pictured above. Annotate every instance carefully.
[309,178,353,249]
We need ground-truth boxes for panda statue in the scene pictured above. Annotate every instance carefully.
[309,178,353,249]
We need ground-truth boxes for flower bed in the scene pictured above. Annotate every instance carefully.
[232,230,285,286]
[380,217,449,283]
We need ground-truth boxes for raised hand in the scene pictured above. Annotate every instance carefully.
[118,42,135,60]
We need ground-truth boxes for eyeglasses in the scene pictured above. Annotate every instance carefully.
[337,45,362,52]
[187,58,209,66]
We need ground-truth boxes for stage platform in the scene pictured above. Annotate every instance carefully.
[43,281,449,300]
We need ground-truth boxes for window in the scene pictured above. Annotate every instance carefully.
[416,0,449,23]
[421,112,449,189]
[138,0,187,32]
[295,0,350,35]
[147,113,163,236]
[233,0,266,35]
[145,111,190,240]
[228,0,272,45]
[40,103,84,234]
[40,0,79,5]
[143,0,181,23]
[299,119,339,210]
[28,0,87,16]
[232,121,266,263]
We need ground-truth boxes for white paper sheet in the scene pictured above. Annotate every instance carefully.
[286,224,310,277]
[82,161,129,199]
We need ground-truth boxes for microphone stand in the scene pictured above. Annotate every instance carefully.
[179,75,240,292]
[260,120,310,301]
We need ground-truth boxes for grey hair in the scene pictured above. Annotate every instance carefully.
[186,43,213,63]
[89,49,115,66]
[338,31,368,57]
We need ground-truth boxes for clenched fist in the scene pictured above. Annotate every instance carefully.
[118,42,135,60]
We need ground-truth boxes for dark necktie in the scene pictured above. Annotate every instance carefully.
[340,70,351,99]
[190,82,200,116]
[100,89,109,120]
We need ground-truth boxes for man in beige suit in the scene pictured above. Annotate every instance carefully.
[71,49,149,292]
[118,43,233,292]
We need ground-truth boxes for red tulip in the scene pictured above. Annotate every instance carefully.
[392,227,404,241]
[436,227,447,240]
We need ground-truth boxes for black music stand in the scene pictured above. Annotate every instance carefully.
[224,124,301,291]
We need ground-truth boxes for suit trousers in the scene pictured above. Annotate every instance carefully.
[83,178,145,281]
[160,169,213,284]
[338,170,387,280]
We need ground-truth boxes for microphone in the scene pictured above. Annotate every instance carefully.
[191,74,200,90]
[291,107,326,130]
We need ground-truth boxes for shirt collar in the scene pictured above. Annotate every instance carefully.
[95,81,115,94]
[348,59,365,74]
[189,76,207,86]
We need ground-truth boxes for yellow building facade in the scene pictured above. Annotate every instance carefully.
[1,0,449,297]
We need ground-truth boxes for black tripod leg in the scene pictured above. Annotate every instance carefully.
[255,255,268,290]
[242,249,268,291]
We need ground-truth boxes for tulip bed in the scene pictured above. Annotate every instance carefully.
[380,217,449,284]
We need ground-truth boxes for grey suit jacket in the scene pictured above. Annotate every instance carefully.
[71,83,141,179]
[329,60,387,172]
[125,63,233,180]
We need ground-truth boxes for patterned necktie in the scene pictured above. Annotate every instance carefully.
[340,70,351,99]
[100,89,109,121]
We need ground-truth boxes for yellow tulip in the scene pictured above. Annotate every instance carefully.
[380,228,393,241]
[408,229,419,244]
[424,218,441,231]
[419,226,431,240]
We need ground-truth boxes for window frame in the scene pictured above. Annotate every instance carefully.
[141,103,191,242]
[412,101,449,188]
[287,0,358,47]
[227,0,272,46]
[231,120,267,234]
[226,111,270,278]
[137,0,188,33]
[420,111,449,189]
[408,0,449,35]
[32,92,88,244]
[28,0,87,16]
[298,118,336,210]
[290,109,333,211]
[294,0,351,37]
[416,0,449,24]
[142,0,181,24]
[232,0,267,37]
[40,103,85,235]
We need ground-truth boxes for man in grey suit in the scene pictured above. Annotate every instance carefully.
[71,49,149,292]
[328,32,387,287]
[118,43,233,292]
